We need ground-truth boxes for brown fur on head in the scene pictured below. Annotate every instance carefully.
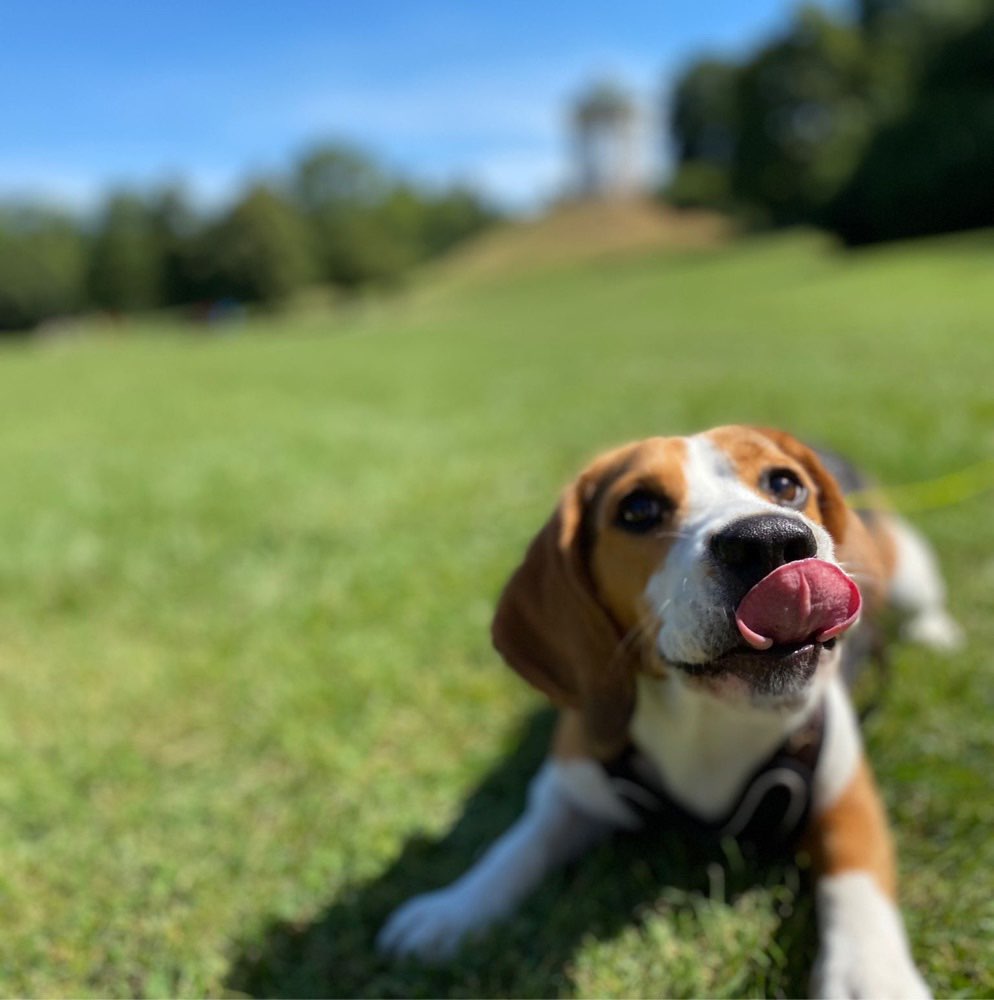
[491,427,883,756]
[749,427,849,544]
[491,439,688,758]
[748,426,888,610]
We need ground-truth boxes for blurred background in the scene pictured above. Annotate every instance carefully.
[4,0,994,330]
[1,2,992,998]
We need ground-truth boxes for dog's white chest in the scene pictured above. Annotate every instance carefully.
[629,674,804,821]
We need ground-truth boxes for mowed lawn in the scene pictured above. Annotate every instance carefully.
[0,231,991,998]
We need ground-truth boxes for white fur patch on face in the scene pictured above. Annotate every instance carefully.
[647,435,836,666]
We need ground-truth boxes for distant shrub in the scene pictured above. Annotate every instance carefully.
[198,185,314,306]
[0,144,499,332]
[665,162,734,210]
[87,193,165,312]
[0,208,86,333]
[291,144,497,290]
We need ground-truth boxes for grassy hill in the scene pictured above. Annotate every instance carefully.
[0,228,991,997]
[433,197,731,282]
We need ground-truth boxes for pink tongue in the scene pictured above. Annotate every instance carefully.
[735,558,862,651]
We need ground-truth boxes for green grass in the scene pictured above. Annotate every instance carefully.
[0,230,992,998]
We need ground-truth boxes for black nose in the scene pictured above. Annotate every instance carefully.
[710,514,817,593]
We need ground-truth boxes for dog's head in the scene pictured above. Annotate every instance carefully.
[492,426,866,756]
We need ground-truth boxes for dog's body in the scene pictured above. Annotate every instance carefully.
[379,426,961,998]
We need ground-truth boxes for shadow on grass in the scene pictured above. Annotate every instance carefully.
[225,709,817,998]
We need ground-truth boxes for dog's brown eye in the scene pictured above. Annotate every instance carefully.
[763,468,808,509]
[615,489,669,533]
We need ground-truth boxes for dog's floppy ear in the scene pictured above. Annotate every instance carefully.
[491,466,636,758]
[755,427,849,544]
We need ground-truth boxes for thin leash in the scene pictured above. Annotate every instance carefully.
[846,457,994,514]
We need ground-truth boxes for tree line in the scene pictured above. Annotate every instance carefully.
[667,0,994,245]
[0,144,498,333]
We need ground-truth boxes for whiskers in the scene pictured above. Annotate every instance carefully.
[837,560,875,588]
[610,609,667,679]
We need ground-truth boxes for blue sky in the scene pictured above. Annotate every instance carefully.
[2,1,847,211]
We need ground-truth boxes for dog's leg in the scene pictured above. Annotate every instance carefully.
[377,760,620,962]
[886,516,963,651]
[808,694,931,999]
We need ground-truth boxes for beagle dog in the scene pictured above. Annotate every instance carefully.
[379,426,961,998]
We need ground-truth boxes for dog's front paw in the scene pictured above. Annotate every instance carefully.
[377,886,497,962]
[812,873,931,999]
[811,940,930,1000]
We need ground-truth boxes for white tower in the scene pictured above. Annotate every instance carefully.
[572,82,642,199]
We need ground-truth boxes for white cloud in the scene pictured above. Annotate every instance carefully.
[1,47,669,211]
[275,51,666,207]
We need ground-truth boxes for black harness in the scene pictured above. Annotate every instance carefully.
[602,701,826,854]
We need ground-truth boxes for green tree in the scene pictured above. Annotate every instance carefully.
[0,207,86,332]
[202,184,313,305]
[149,186,203,307]
[290,143,499,290]
[731,6,876,225]
[417,186,497,257]
[855,0,987,120]
[87,192,164,311]
[667,58,741,209]
[857,0,983,38]
[291,144,415,288]
[672,59,740,164]
[293,145,391,216]
[829,8,994,244]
